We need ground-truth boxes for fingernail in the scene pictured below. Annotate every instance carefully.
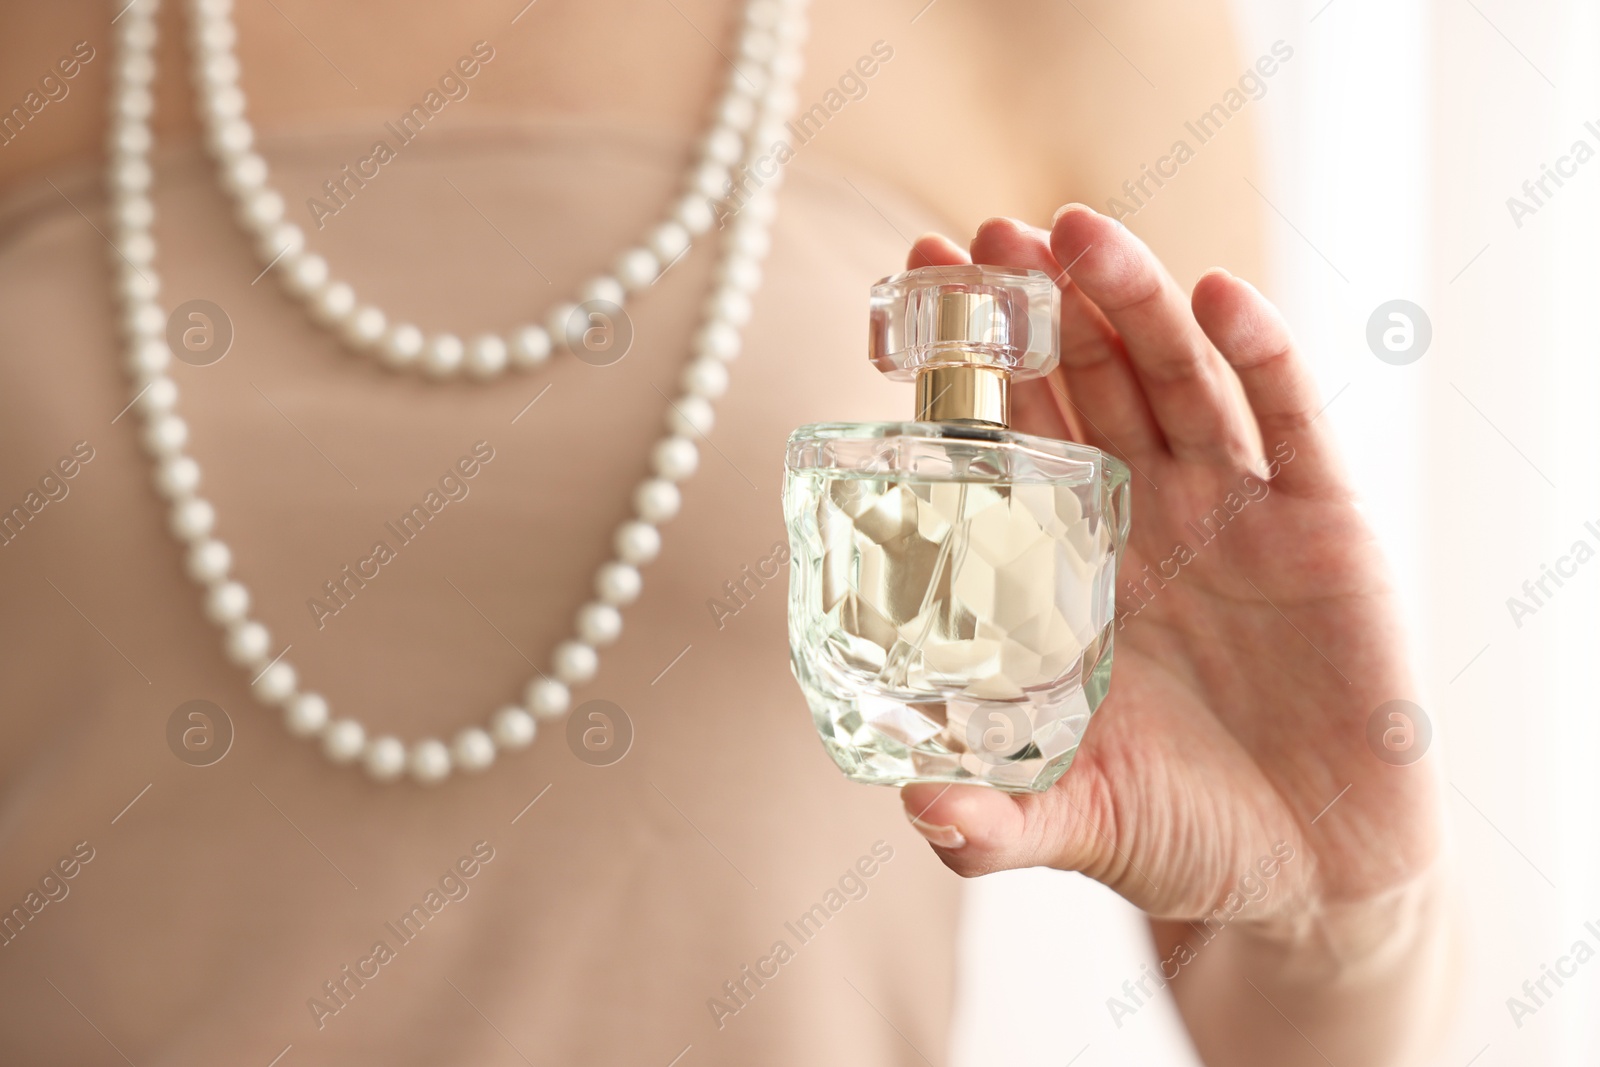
[976,215,1026,233]
[1051,202,1094,226]
[908,814,966,850]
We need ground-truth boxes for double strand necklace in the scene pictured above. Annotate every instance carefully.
[108,0,807,783]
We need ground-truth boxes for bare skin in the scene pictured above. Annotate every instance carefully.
[901,213,1456,1066]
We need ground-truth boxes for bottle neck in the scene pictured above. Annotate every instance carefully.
[915,365,1010,426]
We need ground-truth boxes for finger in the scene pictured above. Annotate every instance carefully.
[899,759,1119,882]
[968,217,1164,457]
[969,219,1075,441]
[907,232,970,270]
[1051,205,1257,467]
[1191,270,1348,498]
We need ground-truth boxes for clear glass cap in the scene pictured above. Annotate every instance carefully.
[868,265,1059,382]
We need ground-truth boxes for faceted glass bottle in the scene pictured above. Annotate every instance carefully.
[784,266,1130,793]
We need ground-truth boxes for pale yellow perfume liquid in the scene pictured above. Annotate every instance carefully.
[786,465,1117,791]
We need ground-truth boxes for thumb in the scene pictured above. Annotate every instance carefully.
[899,760,1120,881]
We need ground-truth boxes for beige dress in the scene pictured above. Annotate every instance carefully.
[0,120,960,1065]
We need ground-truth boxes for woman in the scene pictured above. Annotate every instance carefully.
[0,0,1453,1063]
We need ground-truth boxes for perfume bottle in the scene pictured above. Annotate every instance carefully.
[783,265,1130,793]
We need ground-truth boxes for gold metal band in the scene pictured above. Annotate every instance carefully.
[915,365,1009,426]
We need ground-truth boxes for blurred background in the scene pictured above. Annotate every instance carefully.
[953,1,1600,1063]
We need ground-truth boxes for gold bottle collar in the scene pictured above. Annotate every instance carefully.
[912,292,1012,426]
[915,365,1010,426]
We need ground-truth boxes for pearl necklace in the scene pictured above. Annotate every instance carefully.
[109,0,806,783]
[182,1,801,378]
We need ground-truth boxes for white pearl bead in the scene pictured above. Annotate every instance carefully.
[693,162,732,201]
[119,231,156,271]
[697,320,742,361]
[614,247,660,291]
[751,120,787,154]
[509,325,552,367]
[205,580,250,625]
[704,127,744,166]
[323,719,366,763]
[652,436,700,481]
[421,334,465,378]
[282,253,329,296]
[545,302,579,351]
[117,18,157,51]
[254,660,297,704]
[129,338,171,377]
[225,620,269,665]
[363,736,406,781]
[188,539,232,583]
[195,0,234,19]
[156,455,201,499]
[410,739,453,783]
[137,375,178,415]
[615,520,662,565]
[596,561,643,605]
[668,394,715,437]
[119,266,160,302]
[491,706,536,749]
[577,602,623,646]
[193,18,237,51]
[718,256,762,297]
[635,479,681,523]
[120,235,155,268]
[257,221,304,261]
[754,1,784,28]
[380,323,425,369]
[116,194,155,231]
[121,229,155,264]
[740,30,776,62]
[143,414,189,457]
[124,302,165,338]
[708,288,753,326]
[682,357,730,400]
[310,281,357,326]
[453,728,496,772]
[192,44,224,68]
[197,53,241,89]
[204,85,245,122]
[342,305,387,349]
[526,678,571,720]
[226,152,269,194]
[771,49,803,79]
[285,692,329,737]
[553,640,599,685]
[171,497,215,540]
[717,92,757,131]
[239,188,284,231]
[731,224,772,259]
[116,53,156,87]
[579,276,626,307]
[192,65,238,109]
[674,194,717,236]
[647,222,691,266]
[464,334,508,379]
[767,84,800,118]
[116,88,154,122]
[209,119,253,158]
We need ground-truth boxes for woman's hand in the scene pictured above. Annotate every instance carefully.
[899,208,1453,1064]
